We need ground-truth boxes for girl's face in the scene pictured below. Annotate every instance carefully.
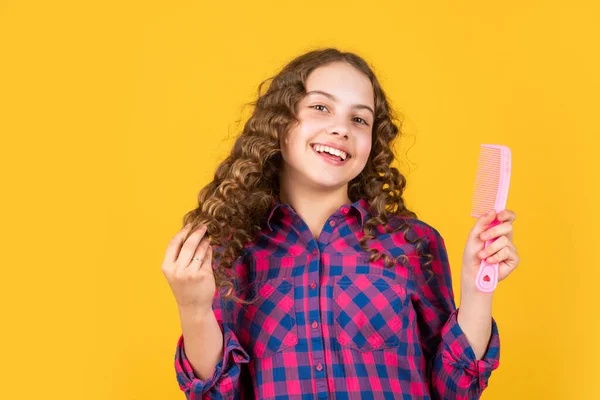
[280,62,374,193]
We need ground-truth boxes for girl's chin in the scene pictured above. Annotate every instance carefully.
[309,175,351,188]
[281,163,355,188]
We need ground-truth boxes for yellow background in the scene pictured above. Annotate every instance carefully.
[1,1,598,398]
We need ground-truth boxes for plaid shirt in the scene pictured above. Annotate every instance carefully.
[174,198,500,399]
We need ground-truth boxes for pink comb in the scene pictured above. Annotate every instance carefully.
[470,144,512,292]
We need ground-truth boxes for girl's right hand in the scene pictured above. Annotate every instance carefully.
[161,223,215,315]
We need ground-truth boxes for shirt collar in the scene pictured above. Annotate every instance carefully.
[266,197,370,231]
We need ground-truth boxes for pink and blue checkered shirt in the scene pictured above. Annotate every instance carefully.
[174,197,500,399]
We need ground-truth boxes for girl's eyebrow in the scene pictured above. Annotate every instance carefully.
[306,90,374,116]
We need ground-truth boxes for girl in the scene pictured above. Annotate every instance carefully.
[162,48,520,400]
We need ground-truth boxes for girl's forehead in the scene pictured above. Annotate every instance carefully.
[304,65,374,108]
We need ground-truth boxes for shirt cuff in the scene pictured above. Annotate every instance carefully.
[175,323,250,395]
[440,309,501,391]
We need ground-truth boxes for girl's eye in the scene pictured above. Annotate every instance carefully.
[311,104,328,112]
[353,117,368,126]
[310,105,369,126]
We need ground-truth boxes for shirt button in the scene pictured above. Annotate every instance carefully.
[329,220,335,227]
[311,321,318,329]
[316,362,323,371]
[341,207,349,214]
[310,281,316,289]
[312,249,318,256]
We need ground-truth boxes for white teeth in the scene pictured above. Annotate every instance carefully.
[312,144,348,161]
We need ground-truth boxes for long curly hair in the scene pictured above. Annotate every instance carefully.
[181,47,434,305]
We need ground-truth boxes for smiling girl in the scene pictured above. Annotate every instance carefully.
[162,48,520,400]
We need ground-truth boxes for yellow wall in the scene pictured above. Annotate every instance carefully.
[1,1,598,398]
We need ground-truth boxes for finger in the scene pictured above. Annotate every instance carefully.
[480,221,513,241]
[497,209,516,223]
[486,243,518,268]
[186,237,212,271]
[484,246,510,264]
[478,235,509,259]
[176,224,208,268]
[200,246,214,273]
[487,246,519,268]
[472,210,499,237]
[164,223,194,266]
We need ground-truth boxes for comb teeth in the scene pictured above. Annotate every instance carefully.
[470,144,512,218]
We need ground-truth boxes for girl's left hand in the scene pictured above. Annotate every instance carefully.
[461,209,520,292]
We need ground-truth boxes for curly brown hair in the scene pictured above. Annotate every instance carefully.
[181,47,434,304]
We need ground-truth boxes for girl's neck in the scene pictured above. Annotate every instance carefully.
[278,186,351,240]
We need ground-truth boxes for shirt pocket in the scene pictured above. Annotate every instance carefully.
[241,277,299,359]
[333,273,409,352]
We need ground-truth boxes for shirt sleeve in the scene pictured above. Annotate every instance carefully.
[412,225,500,400]
[173,246,250,400]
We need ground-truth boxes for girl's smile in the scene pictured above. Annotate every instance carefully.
[310,143,351,166]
